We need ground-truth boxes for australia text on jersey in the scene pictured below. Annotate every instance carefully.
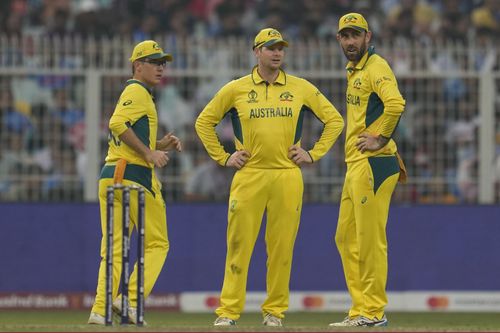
[249,107,293,119]
[346,93,360,106]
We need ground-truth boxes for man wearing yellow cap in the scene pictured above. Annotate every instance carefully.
[196,28,344,327]
[88,40,182,325]
[330,13,407,327]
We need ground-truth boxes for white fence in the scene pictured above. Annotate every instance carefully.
[0,35,498,203]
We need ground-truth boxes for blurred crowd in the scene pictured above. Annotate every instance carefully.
[0,0,499,44]
[0,78,84,201]
[0,0,499,204]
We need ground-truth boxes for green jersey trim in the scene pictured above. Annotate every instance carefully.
[365,92,384,128]
[368,155,399,194]
[130,115,150,147]
[294,105,309,144]
[229,108,243,143]
[100,164,154,196]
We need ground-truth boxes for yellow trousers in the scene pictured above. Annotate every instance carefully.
[216,167,303,320]
[335,156,399,320]
[91,177,169,315]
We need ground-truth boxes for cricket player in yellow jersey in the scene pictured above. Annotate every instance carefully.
[329,13,407,327]
[196,28,344,327]
[88,40,182,325]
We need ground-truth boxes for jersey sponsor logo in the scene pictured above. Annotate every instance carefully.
[230,199,237,212]
[230,264,242,274]
[353,78,362,89]
[249,107,293,118]
[247,90,258,103]
[122,100,132,106]
[279,91,294,102]
[375,76,392,85]
[346,93,360,106]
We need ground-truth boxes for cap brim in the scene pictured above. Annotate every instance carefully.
[338,25,366,33]
[147,52,173,62]
[259,39,289,49]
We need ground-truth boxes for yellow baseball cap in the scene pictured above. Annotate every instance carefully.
[129,40,173,62]
[338,13,369,33]
[253,28,289,50]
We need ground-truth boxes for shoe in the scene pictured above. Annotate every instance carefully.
[329,316,357,327]
[214,317,236,326]
[87,312,105,325]
[112,297,147,325]
[263,313,283,327]
[351,315,388,327]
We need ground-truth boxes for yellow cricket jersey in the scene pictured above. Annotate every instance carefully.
[195,66,344,169]
[105,79,158,168]
[344,47,405,163]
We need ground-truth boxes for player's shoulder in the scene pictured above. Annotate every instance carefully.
[285,73,317,91]
[367,53,393,71]
[117,81,150,105]
[122,81,151,100]
[365,54,397,82]
[283,72,302,83]
[122,81,151,98]
[125,80,150,93]
[233,74,253,86]
[281,72,303,84]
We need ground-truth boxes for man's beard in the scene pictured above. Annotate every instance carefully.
[343,43,366,62]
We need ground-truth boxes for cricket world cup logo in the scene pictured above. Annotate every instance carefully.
[247,90,258,103]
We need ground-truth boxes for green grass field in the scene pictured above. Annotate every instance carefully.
[1,311,499,332]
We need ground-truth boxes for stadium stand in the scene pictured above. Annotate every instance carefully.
[0,0,498,204]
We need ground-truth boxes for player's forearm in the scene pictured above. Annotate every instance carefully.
[308,112,344,161]
[118,128,152,162]
[377,113,400,138]
[195,116,230,166]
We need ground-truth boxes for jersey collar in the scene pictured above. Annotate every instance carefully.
[251,65,287,85]
[346,46,375,73]
[126,79,153,95]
